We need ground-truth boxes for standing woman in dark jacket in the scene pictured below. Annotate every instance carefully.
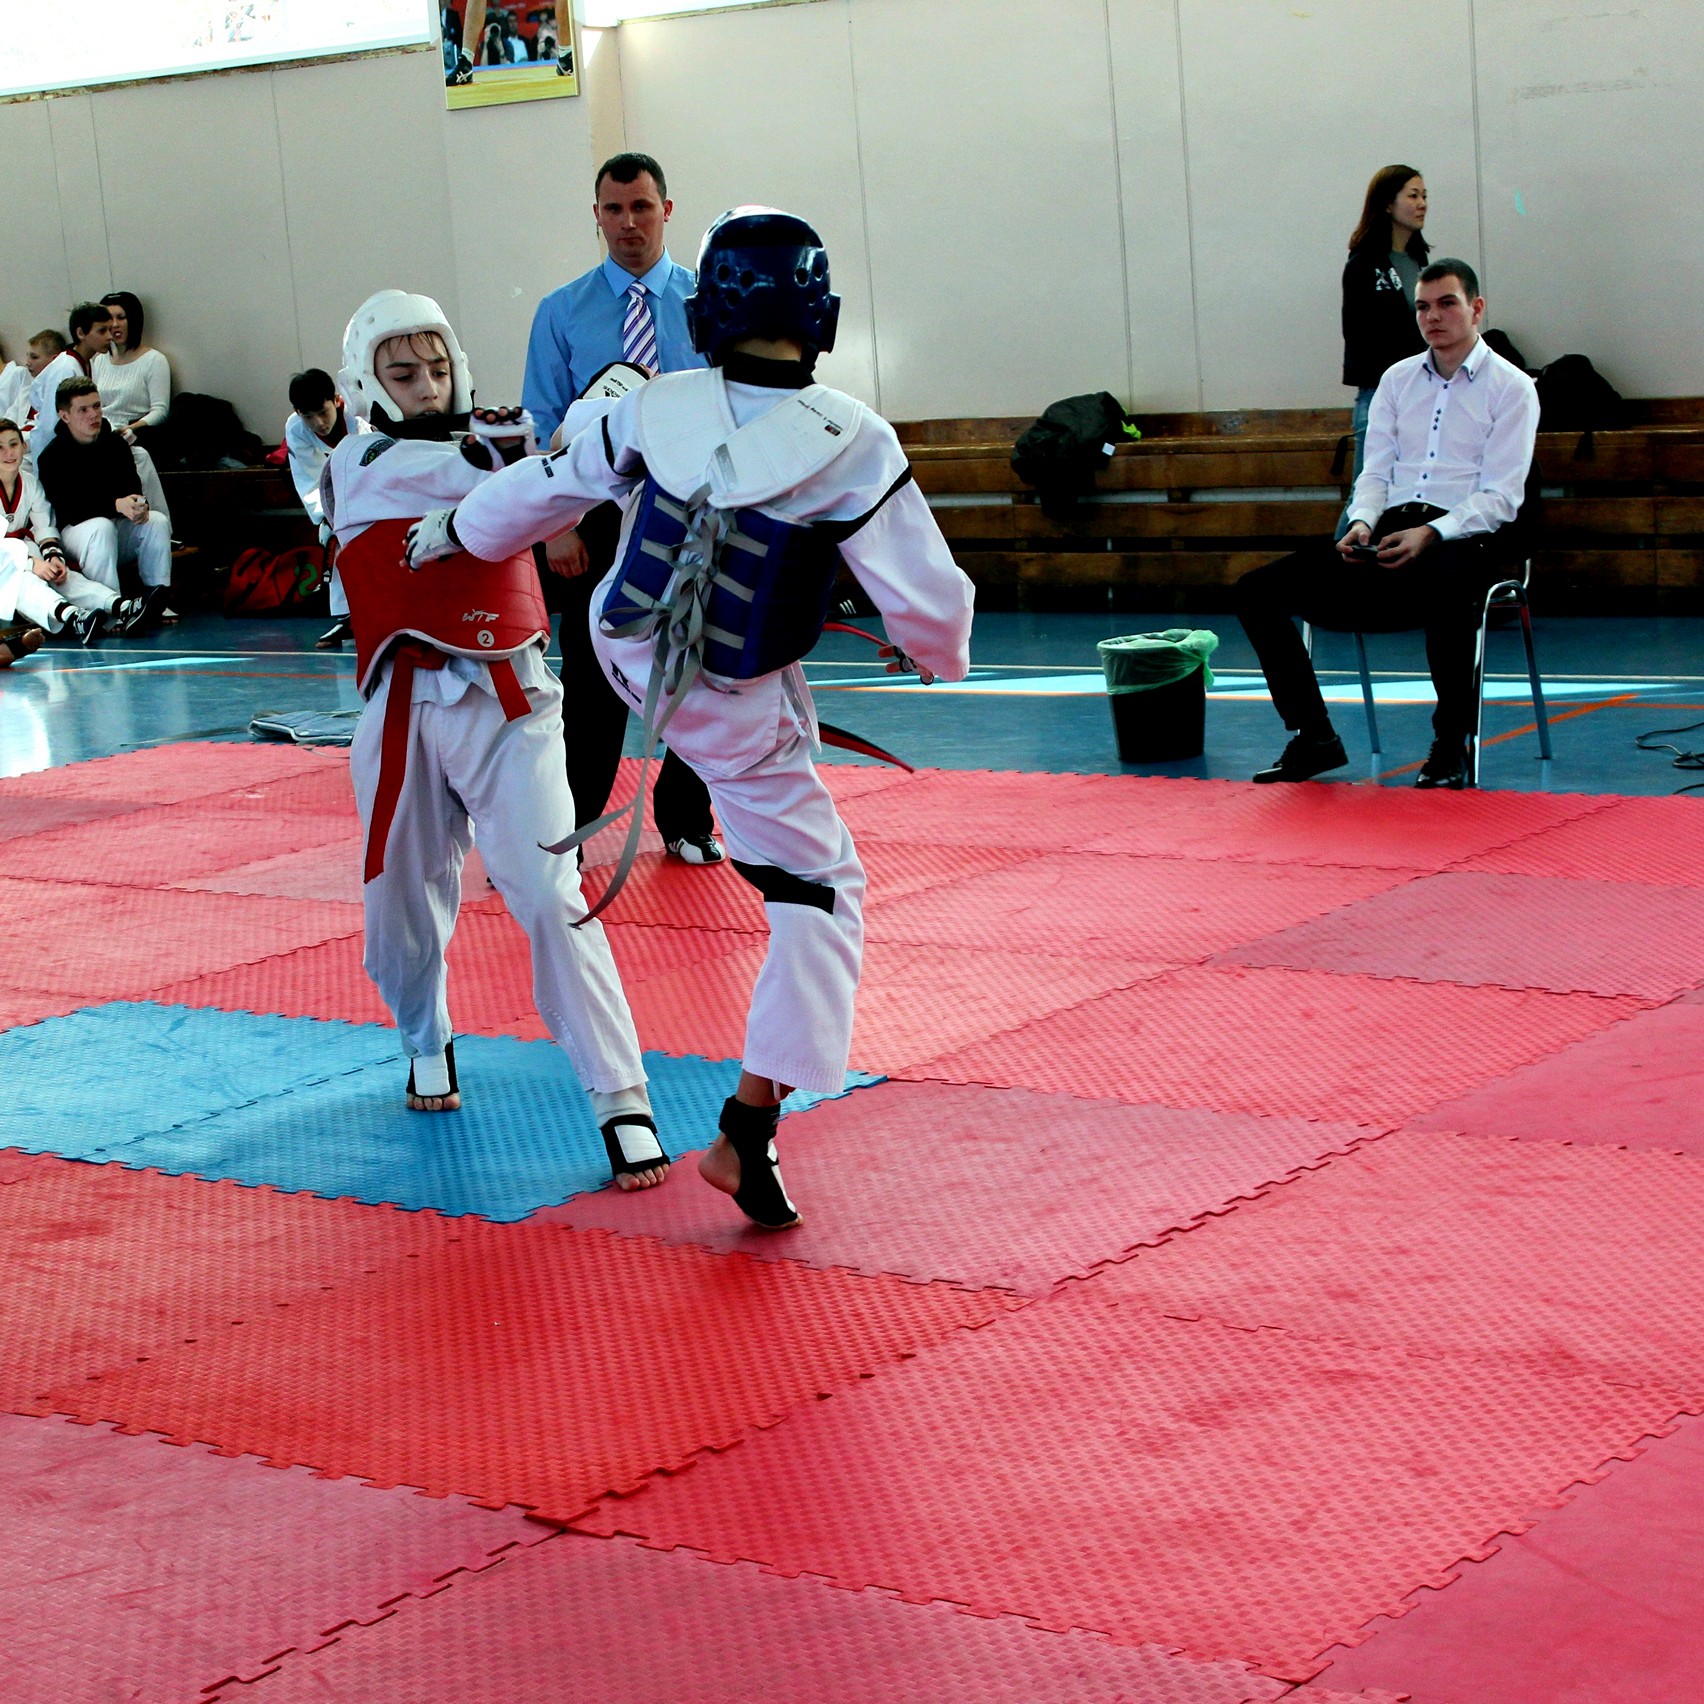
[1340,165,1430,490]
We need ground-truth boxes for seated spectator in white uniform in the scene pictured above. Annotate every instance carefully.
[0,418,146,644]
[284,367,355,649]
[35,377,172,625]
[0,343,29,425]
[28,304,112,467]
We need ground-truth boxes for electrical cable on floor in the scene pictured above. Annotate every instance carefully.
[1634,717,1704,794]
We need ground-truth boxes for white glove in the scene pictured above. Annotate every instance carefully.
[467,404,536,463]
[404,507,460,569]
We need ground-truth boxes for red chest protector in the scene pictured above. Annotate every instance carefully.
[338,517,549,884]
[337,517,548,698]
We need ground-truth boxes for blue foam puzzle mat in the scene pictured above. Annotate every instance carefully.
[78,1017,879,1220]
[0,1002,403,1159]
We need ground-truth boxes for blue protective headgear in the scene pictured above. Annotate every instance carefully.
[686,207,841,363]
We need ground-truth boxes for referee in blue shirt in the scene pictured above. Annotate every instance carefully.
[521,151,722,864]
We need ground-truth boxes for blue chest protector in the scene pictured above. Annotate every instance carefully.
[600,478,844,680]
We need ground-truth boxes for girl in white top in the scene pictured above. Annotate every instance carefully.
[92,292,171,432]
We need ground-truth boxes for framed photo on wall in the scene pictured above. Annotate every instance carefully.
[442,1,579,108]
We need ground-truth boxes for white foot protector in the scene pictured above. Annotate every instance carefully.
[411,1049,453,1098]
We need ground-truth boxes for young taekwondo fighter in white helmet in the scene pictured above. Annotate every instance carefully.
[322,289,669,1192]
[408,210,975,1230]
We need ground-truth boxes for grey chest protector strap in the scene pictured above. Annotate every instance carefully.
[544,374,861,924]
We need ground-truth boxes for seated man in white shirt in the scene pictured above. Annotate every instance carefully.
[1235,259,1540,791]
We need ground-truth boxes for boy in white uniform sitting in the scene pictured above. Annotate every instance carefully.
[0,417,146,645]
[322,290,668,1191]
[411,209,975,1228]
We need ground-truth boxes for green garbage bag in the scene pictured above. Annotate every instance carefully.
[1097,629,1219,694]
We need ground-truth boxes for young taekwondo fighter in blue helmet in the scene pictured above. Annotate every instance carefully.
[407,209,975,1229]
[322,289,670,1194]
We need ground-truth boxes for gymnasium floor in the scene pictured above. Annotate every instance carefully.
[2,609,1702,1702]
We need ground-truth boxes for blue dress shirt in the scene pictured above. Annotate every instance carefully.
[521,251,706,437]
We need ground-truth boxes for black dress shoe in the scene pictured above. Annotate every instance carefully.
[1252,730,1348,784]
[1415,738,1470,790]
[315,616,353,651]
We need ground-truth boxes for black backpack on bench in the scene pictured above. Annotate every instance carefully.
[1532,354,1625,460]
[1012,392,1139,521]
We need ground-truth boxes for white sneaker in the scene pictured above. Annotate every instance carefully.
[665,833,726,866]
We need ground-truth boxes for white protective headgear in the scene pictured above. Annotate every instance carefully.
[337,289,473,424]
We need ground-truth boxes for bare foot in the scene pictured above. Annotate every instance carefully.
[407,1089,462,1112]
[614,1160,668,1192]
[698,1131,741,1197]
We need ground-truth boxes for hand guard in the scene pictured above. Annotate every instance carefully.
[404,507,461,569]
[467,405,536,465]
[879,642,936,686]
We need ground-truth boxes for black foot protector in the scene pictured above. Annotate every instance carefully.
[719,1095,800,1229]
[601,1113,669,1185]
[407,1038,459,1108]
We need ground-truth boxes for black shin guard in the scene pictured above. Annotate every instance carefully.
[719,1095,800,1229]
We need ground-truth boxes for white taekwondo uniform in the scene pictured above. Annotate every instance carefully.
[451,365,975,1095]
[322,428,648,1098]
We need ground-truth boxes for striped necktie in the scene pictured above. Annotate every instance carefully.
[621,282,658,373]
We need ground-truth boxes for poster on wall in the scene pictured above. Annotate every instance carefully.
[441,1,579,108]
[0,0,433,99]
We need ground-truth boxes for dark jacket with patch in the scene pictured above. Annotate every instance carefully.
[36,419,143,530]
[1340,246,1426,390]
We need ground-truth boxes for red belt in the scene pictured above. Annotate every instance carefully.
[364,641,531,883]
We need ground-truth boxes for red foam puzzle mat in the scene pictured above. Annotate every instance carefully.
[0,1411,549,1704]
[0,879,362,1001]
[209,1530,1289,1704]
[574,1293,1679,1681]
[0,989,86,1031]
[1456,793,1704,889]
[821,760,917,804]
[5,801,357,889]
[0,793,145,842]
[177,835,369,904]
[539,1079,1372,1296]
[1408,990,1704,1155]
[617,935,1163,1071]
[150,932,392,1028]
[1221,870,1704,1001]
[0,740,343,806]
[835,767,1137,850]
[1304,1414,1704,1704]
[907,964,1644,1125]
[1069,777,1612,871]
[1090,1128,1704,1401]
[868,851,1416,964]
[0,1154,474,1414]
[48,1219,1016,1522]
[147,913,764,1041]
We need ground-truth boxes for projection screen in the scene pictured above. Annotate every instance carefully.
[0,1,435,101]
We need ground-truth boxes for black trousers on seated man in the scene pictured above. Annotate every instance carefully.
[1235,502,1523,746]
[540,500,715,841]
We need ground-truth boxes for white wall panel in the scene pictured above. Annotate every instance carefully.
[273,53,459,408]
[1474,0,1704,396]
[0,99,75,366]
[1176,0,1478,410]
[1107,0,1200,411]
[849,0,1129,422]
[620,1,878,404]
[86,73,296,436]
[45,95,114,307]
[443,85,602,400]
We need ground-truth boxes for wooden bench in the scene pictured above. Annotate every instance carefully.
[897,402,1704,613]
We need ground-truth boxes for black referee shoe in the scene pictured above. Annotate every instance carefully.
[1252,730,1348,784]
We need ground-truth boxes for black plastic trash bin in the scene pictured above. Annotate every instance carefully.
[1097,630,1219,761]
